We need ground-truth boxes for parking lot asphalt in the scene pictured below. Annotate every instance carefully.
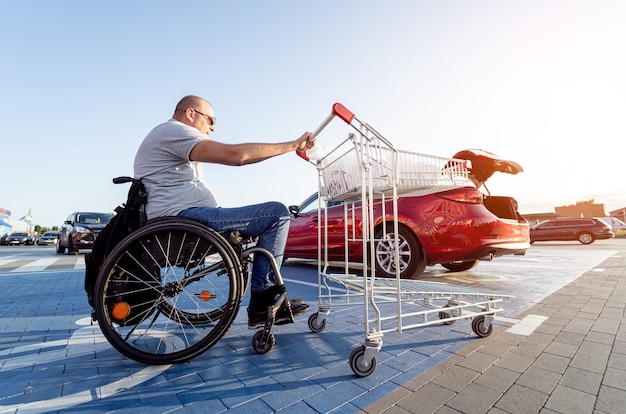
[0,242,624,413]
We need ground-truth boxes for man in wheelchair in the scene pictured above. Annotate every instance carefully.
[134,95,315,329]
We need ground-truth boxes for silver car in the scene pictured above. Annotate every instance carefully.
[37,231,59,246]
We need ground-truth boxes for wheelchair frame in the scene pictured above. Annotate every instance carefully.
[93,216,292,364]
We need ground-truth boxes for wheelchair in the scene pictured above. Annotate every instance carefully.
[92,216,293,365]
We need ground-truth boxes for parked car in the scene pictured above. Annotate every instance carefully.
[37,231,59,245]
[5,232,35,245]
[0,233,8,245]
[285,149,530,279]
[57,211,113,255]
[529,218,614,244]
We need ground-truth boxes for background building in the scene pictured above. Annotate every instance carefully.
[0,207,34,236]
[554,203,607,218]
[609,207,626,222]
[0,207,11,238]
[523,202,626,226]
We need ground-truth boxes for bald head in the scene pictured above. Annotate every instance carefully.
[174,95,210,118]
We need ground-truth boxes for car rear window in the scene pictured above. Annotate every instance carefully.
[76,213,112,225]
[558,219,594,226]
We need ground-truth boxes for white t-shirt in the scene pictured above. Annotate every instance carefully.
[133,119,218,219]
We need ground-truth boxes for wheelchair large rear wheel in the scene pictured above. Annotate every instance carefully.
[94,217,244,364]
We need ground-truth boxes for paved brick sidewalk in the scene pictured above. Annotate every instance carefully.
[363,250,626,413]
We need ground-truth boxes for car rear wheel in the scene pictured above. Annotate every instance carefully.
[441,260,480,272]
[374,225,426,279]
[577,232,595,244]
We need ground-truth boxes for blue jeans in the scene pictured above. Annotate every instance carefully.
[178,202,290,293]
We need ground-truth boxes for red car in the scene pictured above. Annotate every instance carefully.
[285,149,530,279]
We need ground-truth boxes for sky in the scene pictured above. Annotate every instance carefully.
[1,1,625,228]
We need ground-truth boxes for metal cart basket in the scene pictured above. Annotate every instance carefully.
[299,103,513,377]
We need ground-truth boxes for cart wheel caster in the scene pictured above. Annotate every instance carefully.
[349,346,376,377]
[471,315,493,338]
[308,313,326,333]
[252,330,275,354]
[439,305,456,325]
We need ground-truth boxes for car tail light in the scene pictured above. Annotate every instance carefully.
[437,188,483,204]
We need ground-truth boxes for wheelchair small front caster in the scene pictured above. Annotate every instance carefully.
[252,330,275,354]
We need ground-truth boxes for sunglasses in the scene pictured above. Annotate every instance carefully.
[191,108,216,125]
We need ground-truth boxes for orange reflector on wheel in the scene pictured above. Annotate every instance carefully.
[198,290,213,302]
[111,302,131,321]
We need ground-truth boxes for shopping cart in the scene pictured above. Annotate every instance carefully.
[298,103,513,377]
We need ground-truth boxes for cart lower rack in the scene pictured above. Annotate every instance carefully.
[307,273,513,377]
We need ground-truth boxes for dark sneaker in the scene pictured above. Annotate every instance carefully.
[275,300,310,326]
[247,298,310,330]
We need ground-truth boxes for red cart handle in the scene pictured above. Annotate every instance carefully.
[332,102,354,124]
[297,102,355,161]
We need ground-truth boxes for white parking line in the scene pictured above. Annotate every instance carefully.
[9,257,58,273]
[74,257,85,270]
[506,314,548,336]
[495,316,520,325]
[0,256,84,274]
[0,258,20,267]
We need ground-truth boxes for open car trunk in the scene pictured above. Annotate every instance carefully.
[452,149,524,222]
[483,196,520,221]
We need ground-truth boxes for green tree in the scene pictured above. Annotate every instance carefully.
[34,224,53,234]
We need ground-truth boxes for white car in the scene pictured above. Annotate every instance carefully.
[598,217,626,234]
